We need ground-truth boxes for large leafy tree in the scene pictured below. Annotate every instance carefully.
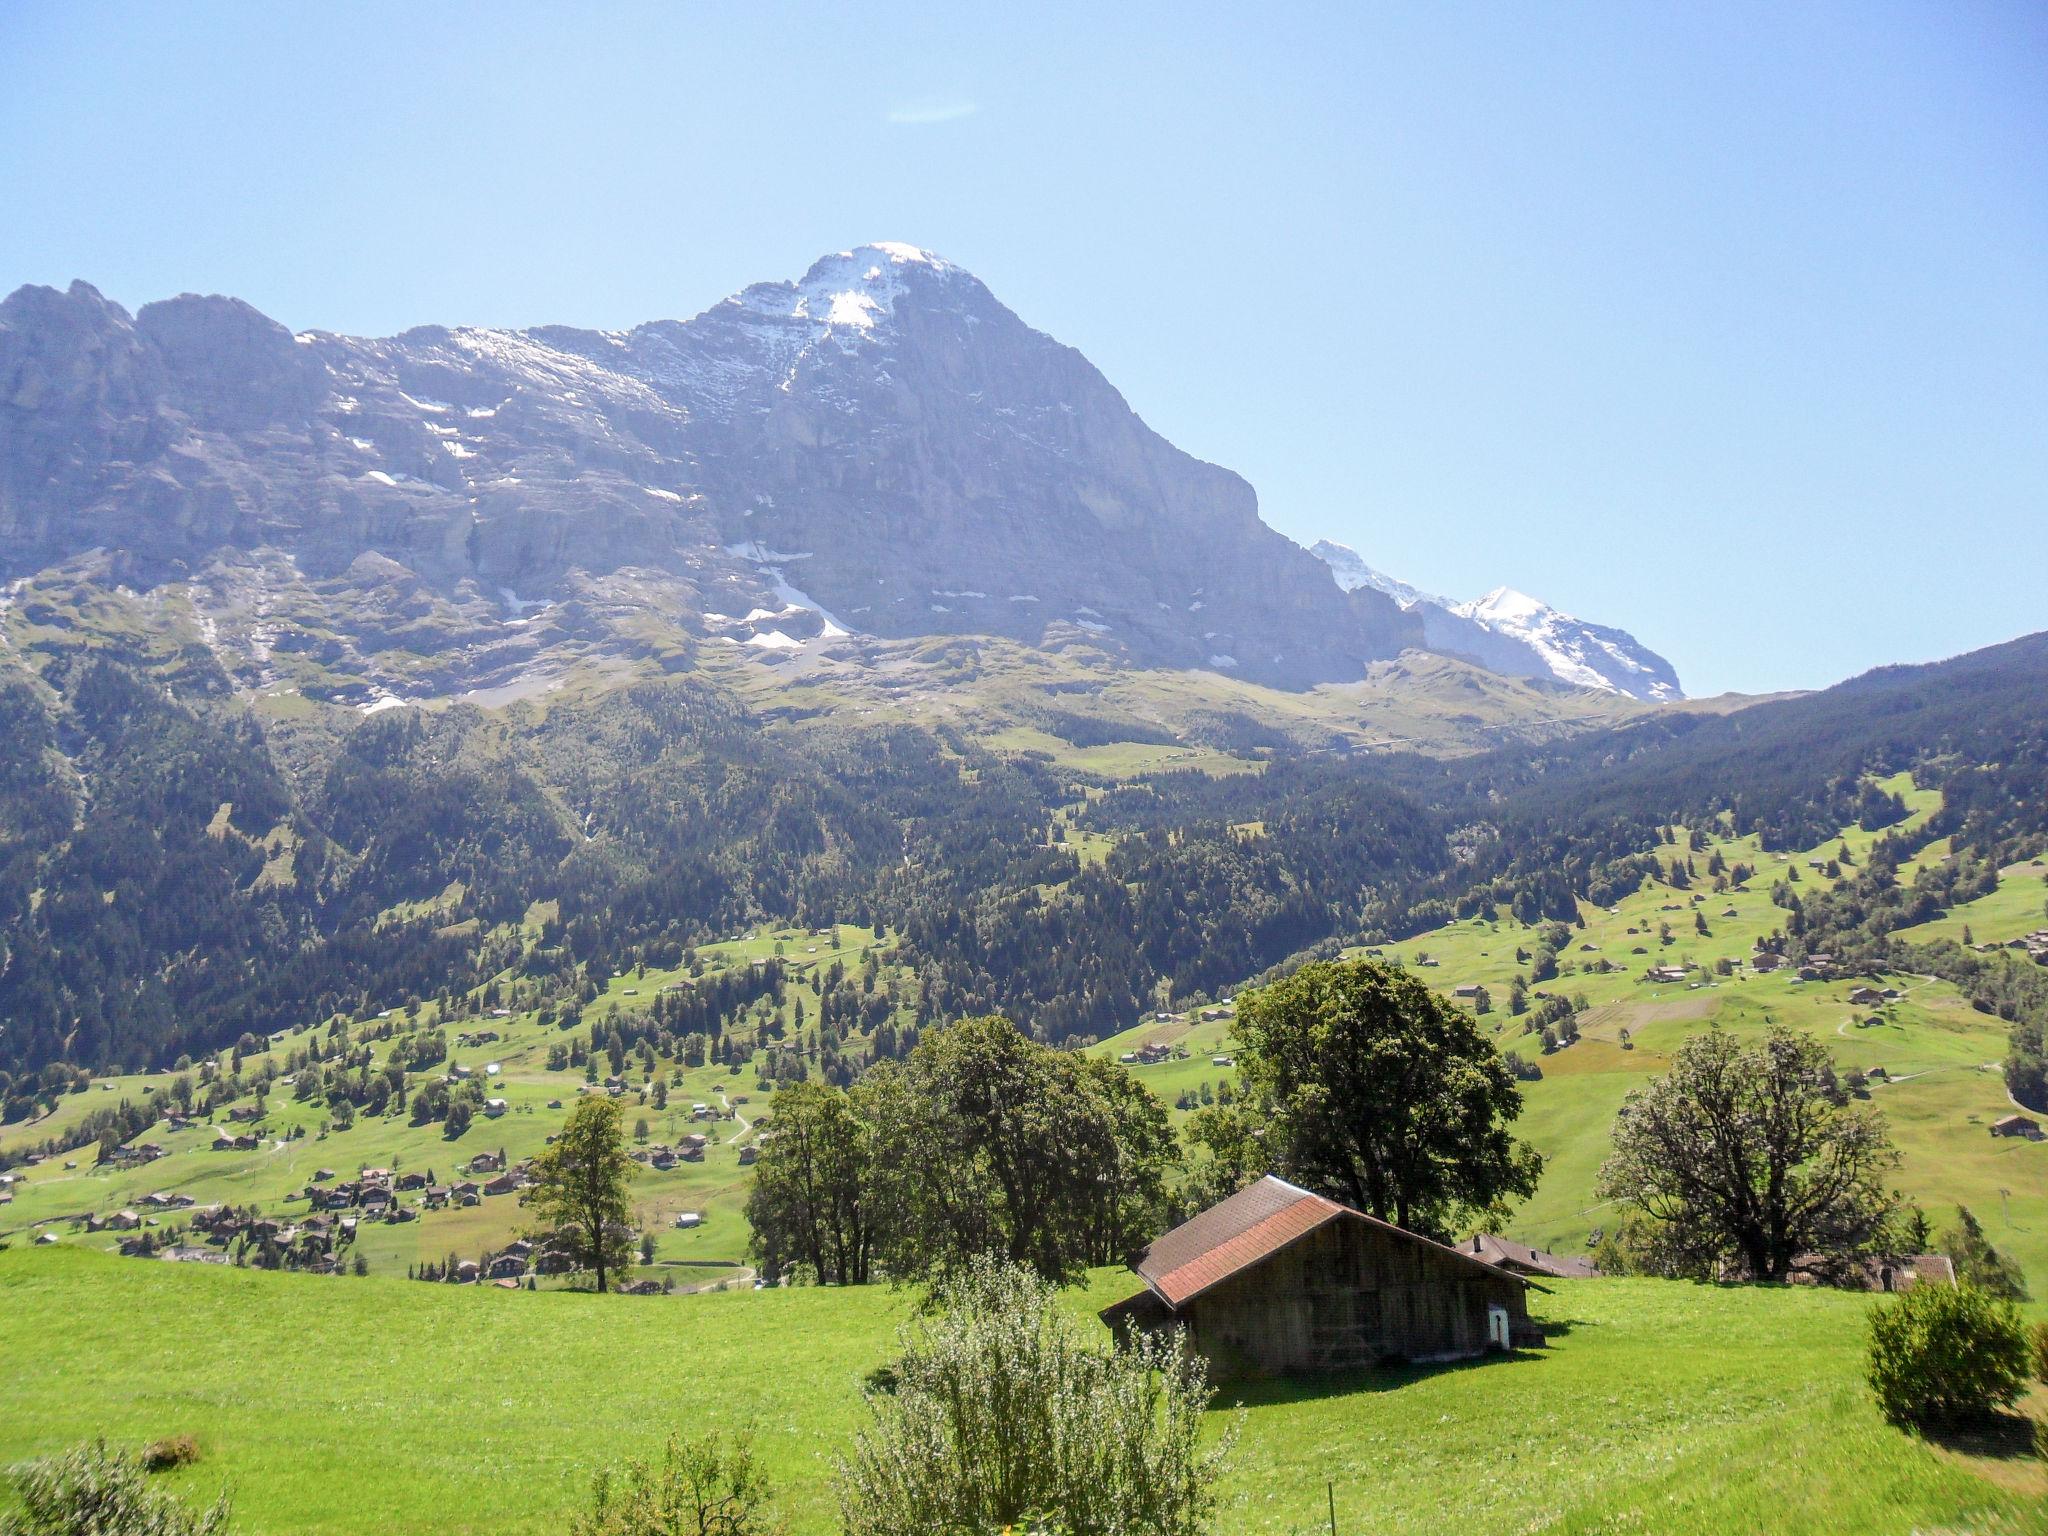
[524,1094,635,1292]
[745,1078,883,1285]
[1227,957,1541,1237]
[877,1015,1171,1283]
[1597,1026,1897,1281]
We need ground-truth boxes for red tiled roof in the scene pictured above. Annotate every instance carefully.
[1151,1193,1347,1306]
[1129,1175,1535,1312]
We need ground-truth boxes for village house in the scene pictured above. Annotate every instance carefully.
[488,1253,528,1279]
[397,1170,429,1191]
[483,1172,523,1197]
[469,1152,504,1174]
[736,1145,758,1167]
[1990,1113,2041,1139]
[424,1186,450,1210]
[1461,1233,1601,1279]
[453,1182,482,1206]
[163,1245,229,1265]
[1100,1176,1541,1375]
[1643,965,1689,985]
[1848,986,1886,1007]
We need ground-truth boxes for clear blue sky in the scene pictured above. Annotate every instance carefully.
[3,2,2042,695]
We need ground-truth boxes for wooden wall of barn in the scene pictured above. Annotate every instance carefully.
[1183,1220,1535,1375]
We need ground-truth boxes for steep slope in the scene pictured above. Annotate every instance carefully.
[0,247,1419,690]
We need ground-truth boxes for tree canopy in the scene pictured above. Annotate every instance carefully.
[1597,1025,1898,1281]
[1219,956,1541,1238]
[524,1095,635,1292]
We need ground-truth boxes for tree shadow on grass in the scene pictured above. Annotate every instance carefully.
[1916,1409,2041,1463]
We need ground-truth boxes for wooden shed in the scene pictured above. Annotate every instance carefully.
[1101,1176,1542,1375]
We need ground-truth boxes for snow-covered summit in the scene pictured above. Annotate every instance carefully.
[1307,543,1683,700]
[1451,586,1681,700]
[1309,540,1444,609]
[735,243,967,333]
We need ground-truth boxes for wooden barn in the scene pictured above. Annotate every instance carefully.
[1101,1176,1542,1375]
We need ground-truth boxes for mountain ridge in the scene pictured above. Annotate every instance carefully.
[0,246,1433,695]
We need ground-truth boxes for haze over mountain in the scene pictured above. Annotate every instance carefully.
[1309,539,1682,701]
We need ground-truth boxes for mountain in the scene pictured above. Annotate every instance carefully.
[0,245,1422,694]
[1309,540,1682,701]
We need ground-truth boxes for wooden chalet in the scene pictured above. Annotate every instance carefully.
[1101,1176,1541,1375]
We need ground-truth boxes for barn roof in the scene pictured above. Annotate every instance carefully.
[1124,1175,1537,1313]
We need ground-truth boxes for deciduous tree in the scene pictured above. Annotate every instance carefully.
[1598,1026,1897,1281]
[524,1095,634,1292]
[1228,958,1541,1237]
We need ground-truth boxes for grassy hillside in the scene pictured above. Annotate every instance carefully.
[1097,775,2048,1301]
[0,1247,2039,1535]
[0,924,913,1279]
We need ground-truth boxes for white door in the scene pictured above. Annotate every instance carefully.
[1487,1304,1511,1351]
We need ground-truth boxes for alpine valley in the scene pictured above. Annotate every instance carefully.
[5,242,2048,1536]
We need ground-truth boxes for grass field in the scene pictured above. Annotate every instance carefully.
[0,1246,2039,1535]
[1892,856,2048,947]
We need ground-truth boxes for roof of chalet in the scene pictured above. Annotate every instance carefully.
[1121,1176,1536,1314]
[1462,1233,1601,1279]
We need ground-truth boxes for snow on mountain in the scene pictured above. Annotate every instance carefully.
[1306,542,1683,701]
[1308,540,1445,608]
[1452,587,1682,701]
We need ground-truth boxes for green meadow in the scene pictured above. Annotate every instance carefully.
[1099,776,2048,1303]
[1,1247,2040,1535]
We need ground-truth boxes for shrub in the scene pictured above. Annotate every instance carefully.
[570,1427,781,1536]
[0,1439,231,1536]
[1866,1283,2029,1427]
[2030,1319,2048,1385]
[140,1436,202,1472]
[836,1258,1237,1536]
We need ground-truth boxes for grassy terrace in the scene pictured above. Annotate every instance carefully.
[0,1247,2040,1534]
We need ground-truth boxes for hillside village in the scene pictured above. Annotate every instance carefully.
[4,775,2042,1303]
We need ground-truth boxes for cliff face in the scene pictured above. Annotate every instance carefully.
[0,245,1418,689]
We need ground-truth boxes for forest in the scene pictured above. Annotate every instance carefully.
[3,632,2046,1119]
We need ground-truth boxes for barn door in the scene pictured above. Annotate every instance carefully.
[1487,1304,1511,1351]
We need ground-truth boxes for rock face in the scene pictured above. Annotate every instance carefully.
[0,245,1419,689]
[1310,539,1682,700]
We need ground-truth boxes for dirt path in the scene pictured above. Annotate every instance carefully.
[716,1089,749,1144]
